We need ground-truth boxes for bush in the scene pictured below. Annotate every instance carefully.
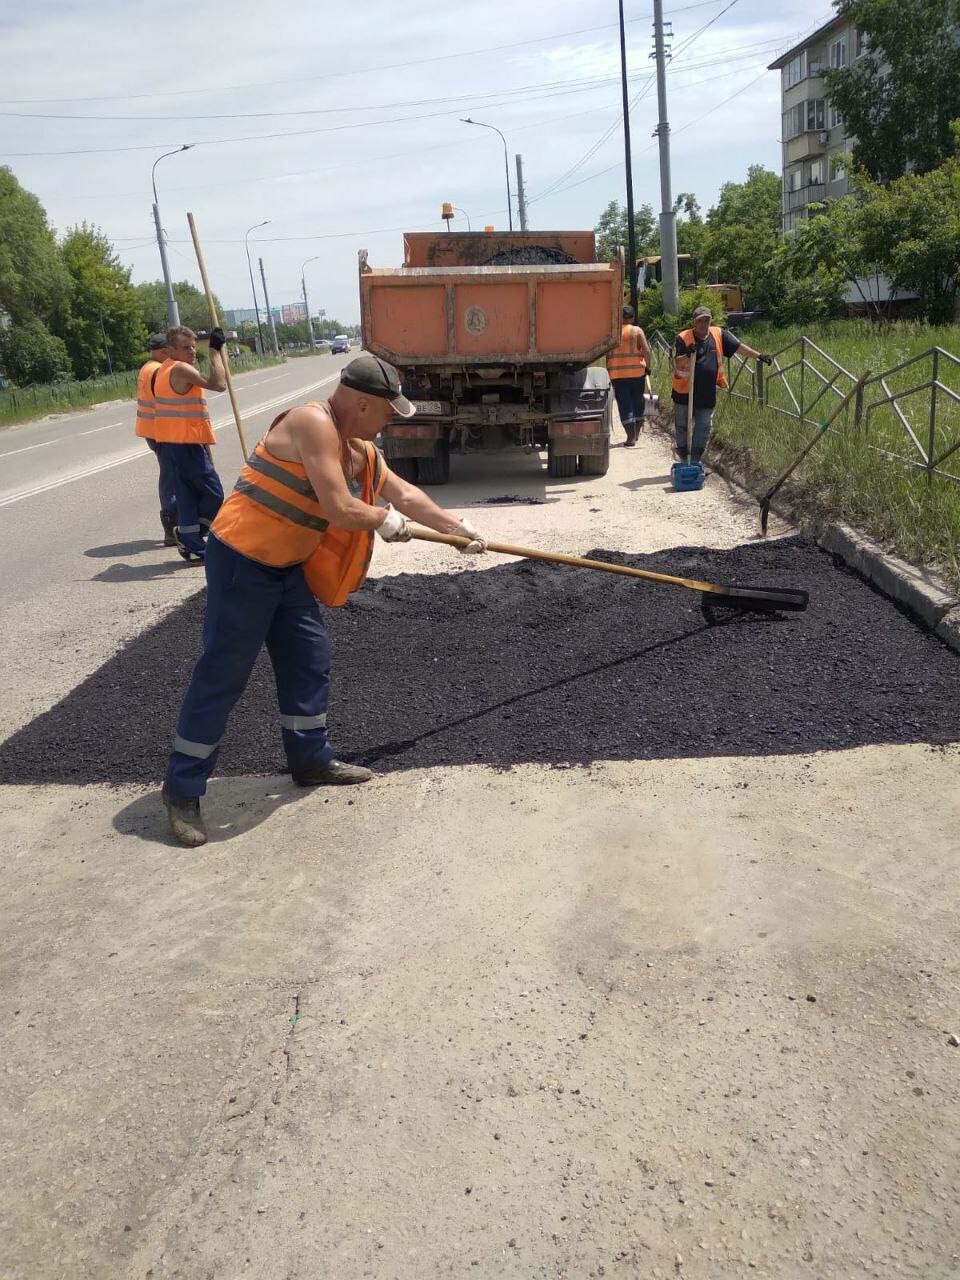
[0,319,72,385]
[767,272,846,327]
[635,282,728,337]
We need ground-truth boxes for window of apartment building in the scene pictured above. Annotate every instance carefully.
[782,98,826,140]
[855,28,867,58]
[808,159,826,185]
[806,98,826,130]
[830,36,848,69]
[783,50,807,89]
[830,153,847,182]
[786,166,803,191]
[828,102,842,131]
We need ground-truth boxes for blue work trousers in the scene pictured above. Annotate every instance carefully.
[145,437,178,519]
[165,534,336,797]
[156,442,224,553]
[674,402,715,462]
[612,376,647,441]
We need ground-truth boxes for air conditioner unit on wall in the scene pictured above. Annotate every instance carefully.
[817,131,830,145]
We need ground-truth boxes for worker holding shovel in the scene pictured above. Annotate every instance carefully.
[672,305,770,463]
[161,354,488,848]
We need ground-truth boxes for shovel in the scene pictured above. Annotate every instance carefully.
[410,528,809,620]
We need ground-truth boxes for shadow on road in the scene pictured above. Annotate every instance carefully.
[620,474,674,491]
[84,539,163,558]
[115,777,313,847]
[91,560,200,584]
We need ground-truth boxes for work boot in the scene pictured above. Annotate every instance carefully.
[160,511,177,547]
[174,529,205,563]
[161,785,207,847]
[291,759,374,787]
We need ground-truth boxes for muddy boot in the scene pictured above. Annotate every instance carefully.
[160,511,177,547]
[161,785,208,847]
[174,528,205,563]
[291,759,374,787]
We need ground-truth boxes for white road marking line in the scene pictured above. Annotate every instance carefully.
[79,422,122,436]
[0,374,340,510]
[0,439,57,459]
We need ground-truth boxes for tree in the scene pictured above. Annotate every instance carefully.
[54,225,146,378]
[134,279,222,335]
[594,199,658,264]
[0,319,72,385]
[0,167,71,325]
[701,166,784,312]
[824,0,960,182]
[673,193,708,260]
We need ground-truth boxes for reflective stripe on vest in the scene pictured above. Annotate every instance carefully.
[134,359,162,438]
[606,325,647,379]
[148,360,215,445]
[671,326,728,398]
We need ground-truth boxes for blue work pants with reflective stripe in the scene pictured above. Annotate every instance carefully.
[156,442,224,553]
[145,437,177,518]
[611,376,647,441]
[165,534,335,797]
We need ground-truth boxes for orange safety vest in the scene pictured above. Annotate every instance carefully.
[671,326,728,398]
[606,324,648,379]
[135,358,162,438]
[149,359,215,445]
[212,413,389,607]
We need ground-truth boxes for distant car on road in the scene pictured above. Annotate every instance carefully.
[331,335,351,355]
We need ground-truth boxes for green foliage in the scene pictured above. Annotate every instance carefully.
[701,166,784,311]
[594,199,658,264]
[0,318,72,384]
[53,224,147,379]
[673,192,708,261]
[824,0,960,182]
[133,280,222,335]
[635,282,727,335]
[0,167,72,325]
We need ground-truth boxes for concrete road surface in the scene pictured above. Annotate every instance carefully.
[1,380,959,1280]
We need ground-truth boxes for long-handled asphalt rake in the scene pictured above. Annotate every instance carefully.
[410,529,809,622]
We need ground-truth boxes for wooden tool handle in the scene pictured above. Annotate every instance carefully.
[187,212,249,458]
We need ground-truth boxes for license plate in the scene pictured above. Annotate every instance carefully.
[413,400,443,414]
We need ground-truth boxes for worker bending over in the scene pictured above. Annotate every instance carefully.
[151,325,227,560]
[135,333,177,545]
[606,304,652,447]
[673,305,770,461]
[162,354,488,848]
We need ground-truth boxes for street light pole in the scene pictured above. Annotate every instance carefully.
[461,118,513,231]
[244,220,269,355]
[151,144,192,328]
[618,0,638,314]
[259,256,280,358]
[301,255,319,348]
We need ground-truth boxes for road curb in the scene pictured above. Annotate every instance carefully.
[669,426,960,656]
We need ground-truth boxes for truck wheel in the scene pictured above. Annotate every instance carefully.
[547,445,577,479]
[579,441,610,476]
[389,457,419,482]
[417,440,450,485]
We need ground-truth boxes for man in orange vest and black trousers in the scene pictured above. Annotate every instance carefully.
[606,304,652,447]
[151,325,227,561]
[134,333,178,545]
[161,354,488,847]
[672,305,770,462]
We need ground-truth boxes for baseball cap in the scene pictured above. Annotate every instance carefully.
[148,332,167,350]
[340,354,415,418]
[691,305,713,321]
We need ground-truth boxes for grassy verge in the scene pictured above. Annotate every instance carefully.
[0,354,284,430]
[647,320,960,588]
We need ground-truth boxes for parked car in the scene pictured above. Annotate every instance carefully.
[330,335,351,355]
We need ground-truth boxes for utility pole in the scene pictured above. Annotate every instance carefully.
[258,257,280,358]
[515,154,529,231]
[301,256,319,349]
[151,146,191,328]
[618,0,638,314]
[652,0,680,316]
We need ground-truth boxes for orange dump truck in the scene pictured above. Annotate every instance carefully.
[358,231,623,484]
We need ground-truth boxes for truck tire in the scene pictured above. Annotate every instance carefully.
[547,445,578,479]
[579,440,610,476]
[417,439,450,485]
[389,457,419,483]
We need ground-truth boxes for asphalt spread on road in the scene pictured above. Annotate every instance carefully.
[2,535,958,786]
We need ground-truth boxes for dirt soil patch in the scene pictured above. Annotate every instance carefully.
[1,535,958,787]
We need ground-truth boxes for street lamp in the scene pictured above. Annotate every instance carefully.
[454,206,472,230]
[151,144,192,328]
[301,255,320,349]
[461,118,513,231]
[244,220,270,355]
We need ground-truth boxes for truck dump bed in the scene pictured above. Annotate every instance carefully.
[359,232,622,369]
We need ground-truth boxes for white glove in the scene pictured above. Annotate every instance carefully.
[457,517,487,555]
[376,503,412,543]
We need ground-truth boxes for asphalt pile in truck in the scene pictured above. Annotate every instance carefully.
[1,537,958,786]
[482,246,578,266]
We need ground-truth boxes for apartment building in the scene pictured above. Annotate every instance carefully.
[769,15,867,232]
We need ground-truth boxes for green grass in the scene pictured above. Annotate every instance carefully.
[647,320,960,587]
[0,354,284,430]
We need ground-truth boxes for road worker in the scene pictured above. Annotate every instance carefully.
[135,333,177,545]
[673,305,770,462]
[151,325,227,560]
[161,354,488,848]
[606,304,652,447]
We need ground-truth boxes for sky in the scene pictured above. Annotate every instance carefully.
[0,0,827,324]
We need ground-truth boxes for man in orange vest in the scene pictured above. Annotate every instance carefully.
[672,305,770,462]
[135,333,178,545]
[151,325,227,560]
[162,354,488,847]
[606,304,652,447]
